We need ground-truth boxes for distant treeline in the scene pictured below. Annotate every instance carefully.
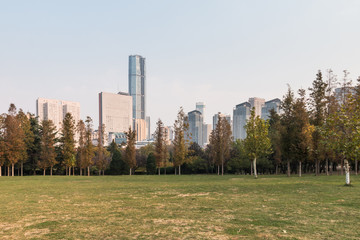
[1,70,360,177]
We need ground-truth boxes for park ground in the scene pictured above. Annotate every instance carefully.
[0,174,360,239]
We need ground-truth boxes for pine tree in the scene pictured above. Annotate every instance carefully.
[268,109,282,174]
[39,120,57,175]
[124,127,136,175]
[146,152,157,175]
[61,113,76,176]
[244,108,272,178]
[84,117,95,176]
[173,107,189,175]
[77,120,87,175]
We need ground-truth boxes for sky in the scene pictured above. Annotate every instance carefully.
[1,0,360,132]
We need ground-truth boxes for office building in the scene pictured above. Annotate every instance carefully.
[188,110,204,146]
[249,97,265,117]
[146,116,151,140]
[99,92,132,145]
[196,102,205,116]
[261,98,281,120]
[233,102,251,140]
[36,98,80,133]
[134,118,147,141]
[202,123,212,146]
[128,55,146,120]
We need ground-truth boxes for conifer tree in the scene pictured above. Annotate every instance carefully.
[61,113,76,176]
[85,117,95,176]
[146,152,157,175]
[154,119,166,175]
[17,109,33,176]
[77,120,87,175]
[268,109,282,174]
[39,120,57,175]
[244,108,272,178]
[308,71,328,175]
[173,107,189,175]
[124,127,136,175]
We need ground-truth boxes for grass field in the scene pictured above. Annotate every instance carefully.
[1,175,360,239]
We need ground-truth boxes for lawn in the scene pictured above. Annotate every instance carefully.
[0,174,359,239]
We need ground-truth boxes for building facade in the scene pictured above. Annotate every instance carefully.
[36,98,80,133]
[213,113,231,130]
[233,102,251,140]
[99,92,133,145]
[249,97,265,117]
[128,55,146,120]
[261,98,281,120]
[188,110,204,146]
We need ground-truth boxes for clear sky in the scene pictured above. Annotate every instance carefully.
[1,0,360,132]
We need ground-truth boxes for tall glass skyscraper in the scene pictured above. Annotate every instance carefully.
[128,55,146,120]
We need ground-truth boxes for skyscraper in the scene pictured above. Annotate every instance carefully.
[261,98,281,120]
[187,110,204,146]
[249,97,265,117]
[233,102,251,140]
[196,102,205,116]
[128,55,146,120]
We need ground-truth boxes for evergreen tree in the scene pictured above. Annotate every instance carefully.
[146,152,157,175]
[39,120,57,175]
[95,124,111,175]
[108,141,128,175]
[308,71,328,175]
[84,117,95,176]
[124,127,136,175]
[17,109,33,176]
[61,113,76,176]
[26,116,41,175]
[77,120,87,175]
[244,108,272,178]
[154,119,167,175]
[268,109,282,174]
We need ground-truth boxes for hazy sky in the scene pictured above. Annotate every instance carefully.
[1,0,360,132]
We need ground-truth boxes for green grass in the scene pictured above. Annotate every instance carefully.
[1,174,360,239]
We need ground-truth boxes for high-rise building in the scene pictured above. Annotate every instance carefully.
[99,92,132,144]
[146,116,151,140]
[134,118,147,141]
[196,102,205,117]
[213,113,231,130]
[202,123,212,146]
[188,110,204,146]
[36,98,80,133]
[128,55,146,120]
[261,98,281,120]
[233,102,251,140]
[249,97,265,117]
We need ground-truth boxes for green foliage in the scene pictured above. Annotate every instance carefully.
[107,141,129,175]
[60,113,76,169]
[146,152,156,175]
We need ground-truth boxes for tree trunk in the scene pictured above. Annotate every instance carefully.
[7,166,10,176]
[298,161,302,177]
[80,168,82,176]
[221,160,224,176]
[21,162,23,176]
[341,159,344,175]
[217,165,219,175]
[344,159,350,185]
[355,159,358,175]
[287,161,290,177]
[253,158,257,179]
[103,170,105,176]
[326,159,329,176]
[158,167,160,175]
[275,164,278,175]
[43,168,45,176]
[88,166,90,176]
[12,163,14,177]
[178,165,181,175]
[315,159,318,176]
[130,168,132,175]
[175,167,176,175]
[51,166,53,176]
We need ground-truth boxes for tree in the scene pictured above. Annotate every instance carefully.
[61,113,76,176]
[280,86,296,177]
[124,127,136,175]
[244,108,272,178]
[17,109,33,176]
[268,109,282,174]
[292,89,313,177]
[77,120,87,175]
[107,141,128,175]
[0,114,5,176]
[39,120,57,175]
[173,107,189,175]
[146,152,157,175]
[154,119,167,175]
[308,71,328,175]
[84,117,95,176]
[208,114,232,175]
[26,116,41,175]
[3,104,26,176]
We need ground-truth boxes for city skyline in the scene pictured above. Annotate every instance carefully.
[1,1,360,132]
